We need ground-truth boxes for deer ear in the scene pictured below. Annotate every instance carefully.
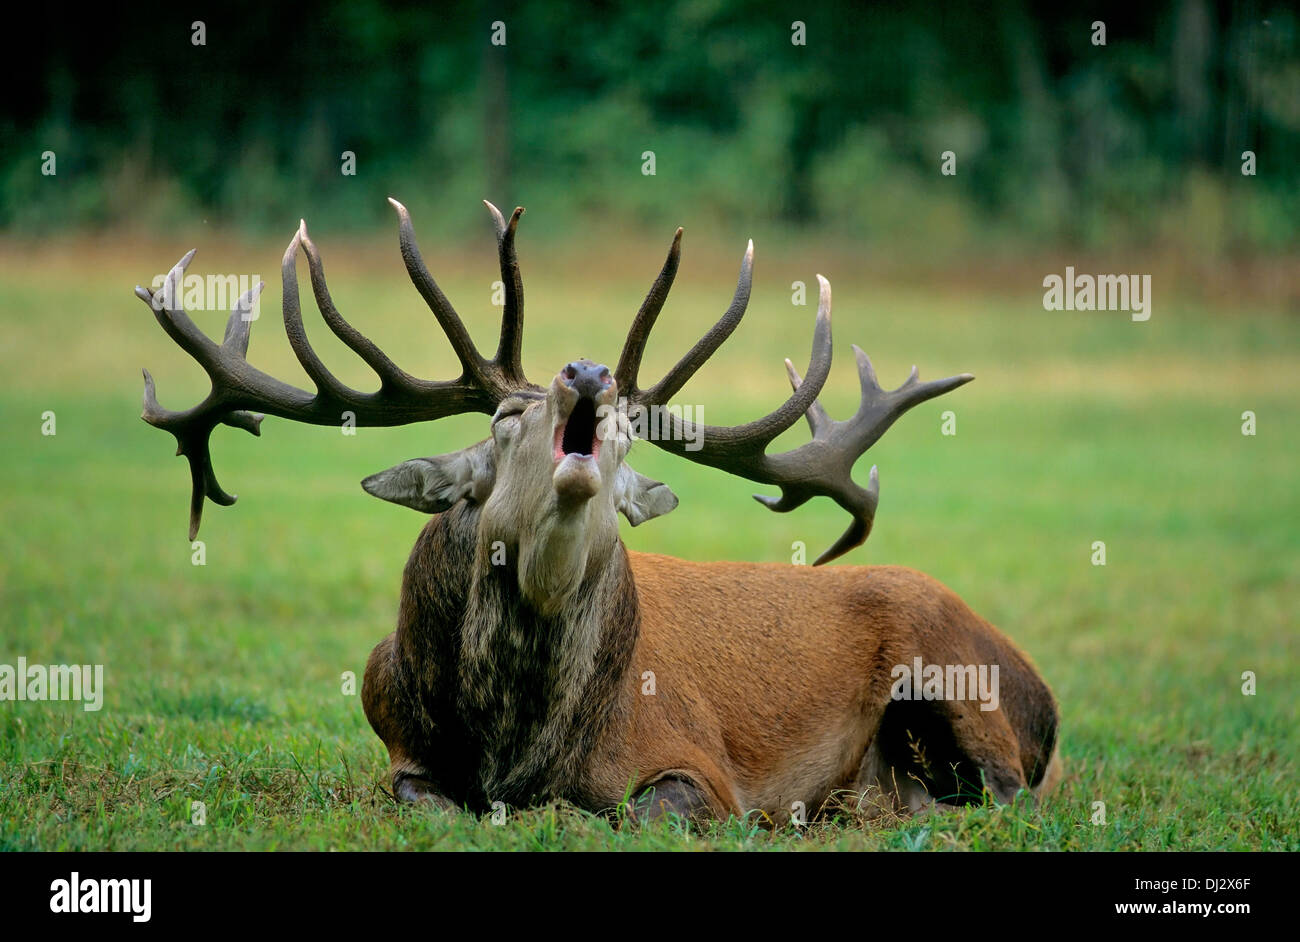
[615,464,678,526]
[362,440,496,513]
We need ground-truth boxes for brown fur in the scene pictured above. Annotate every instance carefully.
[363,505,1060,821]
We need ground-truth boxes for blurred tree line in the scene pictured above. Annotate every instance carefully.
[4,0,1297,253]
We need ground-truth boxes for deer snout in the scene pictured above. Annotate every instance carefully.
[561,359,613,400]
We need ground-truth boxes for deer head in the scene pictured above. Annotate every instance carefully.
[136,199,972,604]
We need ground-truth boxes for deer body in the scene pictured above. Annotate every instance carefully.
[363,500,1059,820]
[138,198,1059,823]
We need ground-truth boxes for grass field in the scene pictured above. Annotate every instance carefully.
[0,220,1296,850]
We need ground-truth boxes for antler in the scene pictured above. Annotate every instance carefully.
[621,235,973,566]
[137,200,536,539]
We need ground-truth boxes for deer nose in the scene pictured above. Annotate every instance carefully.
[561,360,612,399]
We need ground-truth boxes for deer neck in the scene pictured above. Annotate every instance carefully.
[401,502,639,805]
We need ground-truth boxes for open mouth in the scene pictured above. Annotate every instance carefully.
[555,396,600,461]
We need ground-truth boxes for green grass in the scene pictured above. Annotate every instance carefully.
[0,227,1296,850]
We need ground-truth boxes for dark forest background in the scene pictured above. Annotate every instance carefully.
[4,0,1297,255]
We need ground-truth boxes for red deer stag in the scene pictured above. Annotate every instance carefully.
[136,199,1059,823]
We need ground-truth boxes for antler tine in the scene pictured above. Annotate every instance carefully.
[484,200,527,384]
[630,269,971,566]
[843,344,975,451]
[136,257,271,437]
[220,277,258,358]
[784,356,832,436]
[298,220,418,394]
[136,250,211,361]
[281,227,359,401]
[640,239,754,406]
[755,339,973,565]
[138,270,272,539]
[139,199,537,539]
[805,467,880,567]
[142,363,256,541]
[763,356,882,565]
[636,273,834,463]
[388,197,492,388]
[615,227,683,396]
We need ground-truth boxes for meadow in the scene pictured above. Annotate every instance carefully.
[0,220,1296,850]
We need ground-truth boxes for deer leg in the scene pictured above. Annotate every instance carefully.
[930,650,1061,804]
[630,775,714,824]
[940,701,1031,804]
[391,770,457,809]
[861,696,1030,810]
[363,632,457,810]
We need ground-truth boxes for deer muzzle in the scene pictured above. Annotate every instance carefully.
[552,360,618,502]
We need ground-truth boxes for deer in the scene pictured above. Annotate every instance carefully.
[136,198,1060,825]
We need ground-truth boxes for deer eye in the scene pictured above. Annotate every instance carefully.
[491,402,527,425]
[491,410,524,439]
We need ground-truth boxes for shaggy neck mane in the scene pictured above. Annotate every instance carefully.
[395,501,639,808]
